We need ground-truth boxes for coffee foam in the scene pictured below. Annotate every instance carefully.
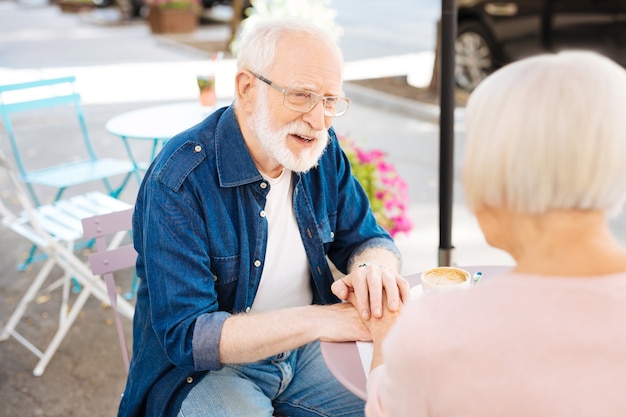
[424,269,467,285]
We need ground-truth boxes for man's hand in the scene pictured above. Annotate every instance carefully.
[316,302,371,342]
[331,264,410,320]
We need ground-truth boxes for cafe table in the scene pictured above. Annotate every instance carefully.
[320,264,513,400]
[105,99,232,183]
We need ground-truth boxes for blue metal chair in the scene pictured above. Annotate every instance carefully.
[0,76,137,270]
[0,76,136,207]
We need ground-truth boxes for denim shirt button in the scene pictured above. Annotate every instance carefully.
[260,182,267,189]
[330,232,335,239]
[254,260,261,267]
[260,210,266,217]
[186,376,193,384]
[245,307,251,313]
[193,145,202,153]
[213,274,218,282]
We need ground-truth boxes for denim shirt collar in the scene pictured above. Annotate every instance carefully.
[214,106,264,188]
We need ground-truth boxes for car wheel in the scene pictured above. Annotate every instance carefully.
[455,20,496,91]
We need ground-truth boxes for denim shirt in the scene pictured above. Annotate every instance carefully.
[118,105,401,417]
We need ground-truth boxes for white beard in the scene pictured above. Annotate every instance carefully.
[248,90,329,173]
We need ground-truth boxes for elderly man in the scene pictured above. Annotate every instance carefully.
[118,18,409,417]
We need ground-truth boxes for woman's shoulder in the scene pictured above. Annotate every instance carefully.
[398,271,626,341]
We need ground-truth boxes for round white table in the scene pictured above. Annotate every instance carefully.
[105,99,232,182]
[320,264,514,400]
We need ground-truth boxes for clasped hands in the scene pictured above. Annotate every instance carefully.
[331,264,410,341]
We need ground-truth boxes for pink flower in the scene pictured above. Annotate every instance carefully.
[338,135,412,238]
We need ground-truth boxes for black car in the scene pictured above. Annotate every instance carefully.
[455,0,626,90]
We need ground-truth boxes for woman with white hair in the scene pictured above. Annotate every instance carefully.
[362,51,626,416]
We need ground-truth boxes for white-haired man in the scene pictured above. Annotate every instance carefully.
[118,18,409,417]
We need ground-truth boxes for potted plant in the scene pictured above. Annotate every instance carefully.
[145,0,200,34]
[339,135,413,238]
[57,0,96,13]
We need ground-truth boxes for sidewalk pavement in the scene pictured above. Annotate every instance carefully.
[0,2,513,416]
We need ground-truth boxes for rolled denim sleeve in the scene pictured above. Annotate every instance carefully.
[192,311,231,371]
[348,237,402,270]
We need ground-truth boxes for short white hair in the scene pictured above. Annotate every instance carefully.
[463,51,626,217]
[236,16,343,75]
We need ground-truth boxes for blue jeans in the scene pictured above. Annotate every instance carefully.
[177,341,365,417]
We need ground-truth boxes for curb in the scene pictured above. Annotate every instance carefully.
[343,82,466,125]
[344,81,439,124]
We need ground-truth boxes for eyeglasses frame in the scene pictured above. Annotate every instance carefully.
[249,71,351,117]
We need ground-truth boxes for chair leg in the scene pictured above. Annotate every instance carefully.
[61,258,135,319]
[1,253,134,376]
[0,254,96,376]
[17,244,38,271]
[107,172,135,198]
[32,286,92,377]
[124,272,139,300]
[0,257,56,342]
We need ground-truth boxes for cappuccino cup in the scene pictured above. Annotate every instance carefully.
[420,266,471,292]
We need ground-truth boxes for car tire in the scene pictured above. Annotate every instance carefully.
[455,20,496,91]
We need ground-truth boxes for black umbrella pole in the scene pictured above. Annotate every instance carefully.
[438,0,457,266]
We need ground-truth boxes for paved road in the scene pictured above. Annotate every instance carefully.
[334,0,441,60]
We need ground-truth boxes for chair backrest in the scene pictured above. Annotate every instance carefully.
[82,208,136,372]
[0,76,95,176]
[82,208,136,275]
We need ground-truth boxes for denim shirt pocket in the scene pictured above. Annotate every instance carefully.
[209,255,239,312]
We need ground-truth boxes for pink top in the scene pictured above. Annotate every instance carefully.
[366,272,626,417]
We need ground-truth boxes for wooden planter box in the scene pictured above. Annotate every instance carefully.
[58,1,95,13]
[147,6,198,34]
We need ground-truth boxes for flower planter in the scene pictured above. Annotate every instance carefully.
[58,1,95,13]
[338,136,413,237]
[147,6,198,34]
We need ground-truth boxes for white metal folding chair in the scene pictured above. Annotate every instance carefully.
[82,208,137,372]
[0,149,135,376]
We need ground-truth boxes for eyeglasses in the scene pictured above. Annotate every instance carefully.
[250,72,351,117]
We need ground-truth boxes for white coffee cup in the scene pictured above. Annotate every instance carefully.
[420,266,472,292]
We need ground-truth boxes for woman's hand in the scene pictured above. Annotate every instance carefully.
[363,290,404,371]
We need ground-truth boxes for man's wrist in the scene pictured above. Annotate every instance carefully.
[357,262,384,268]
[349,246,402,273]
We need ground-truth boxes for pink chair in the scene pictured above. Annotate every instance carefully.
[82,208,136,372]
[81,210,292,414]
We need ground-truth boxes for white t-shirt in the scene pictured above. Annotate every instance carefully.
[251,169,312,312]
